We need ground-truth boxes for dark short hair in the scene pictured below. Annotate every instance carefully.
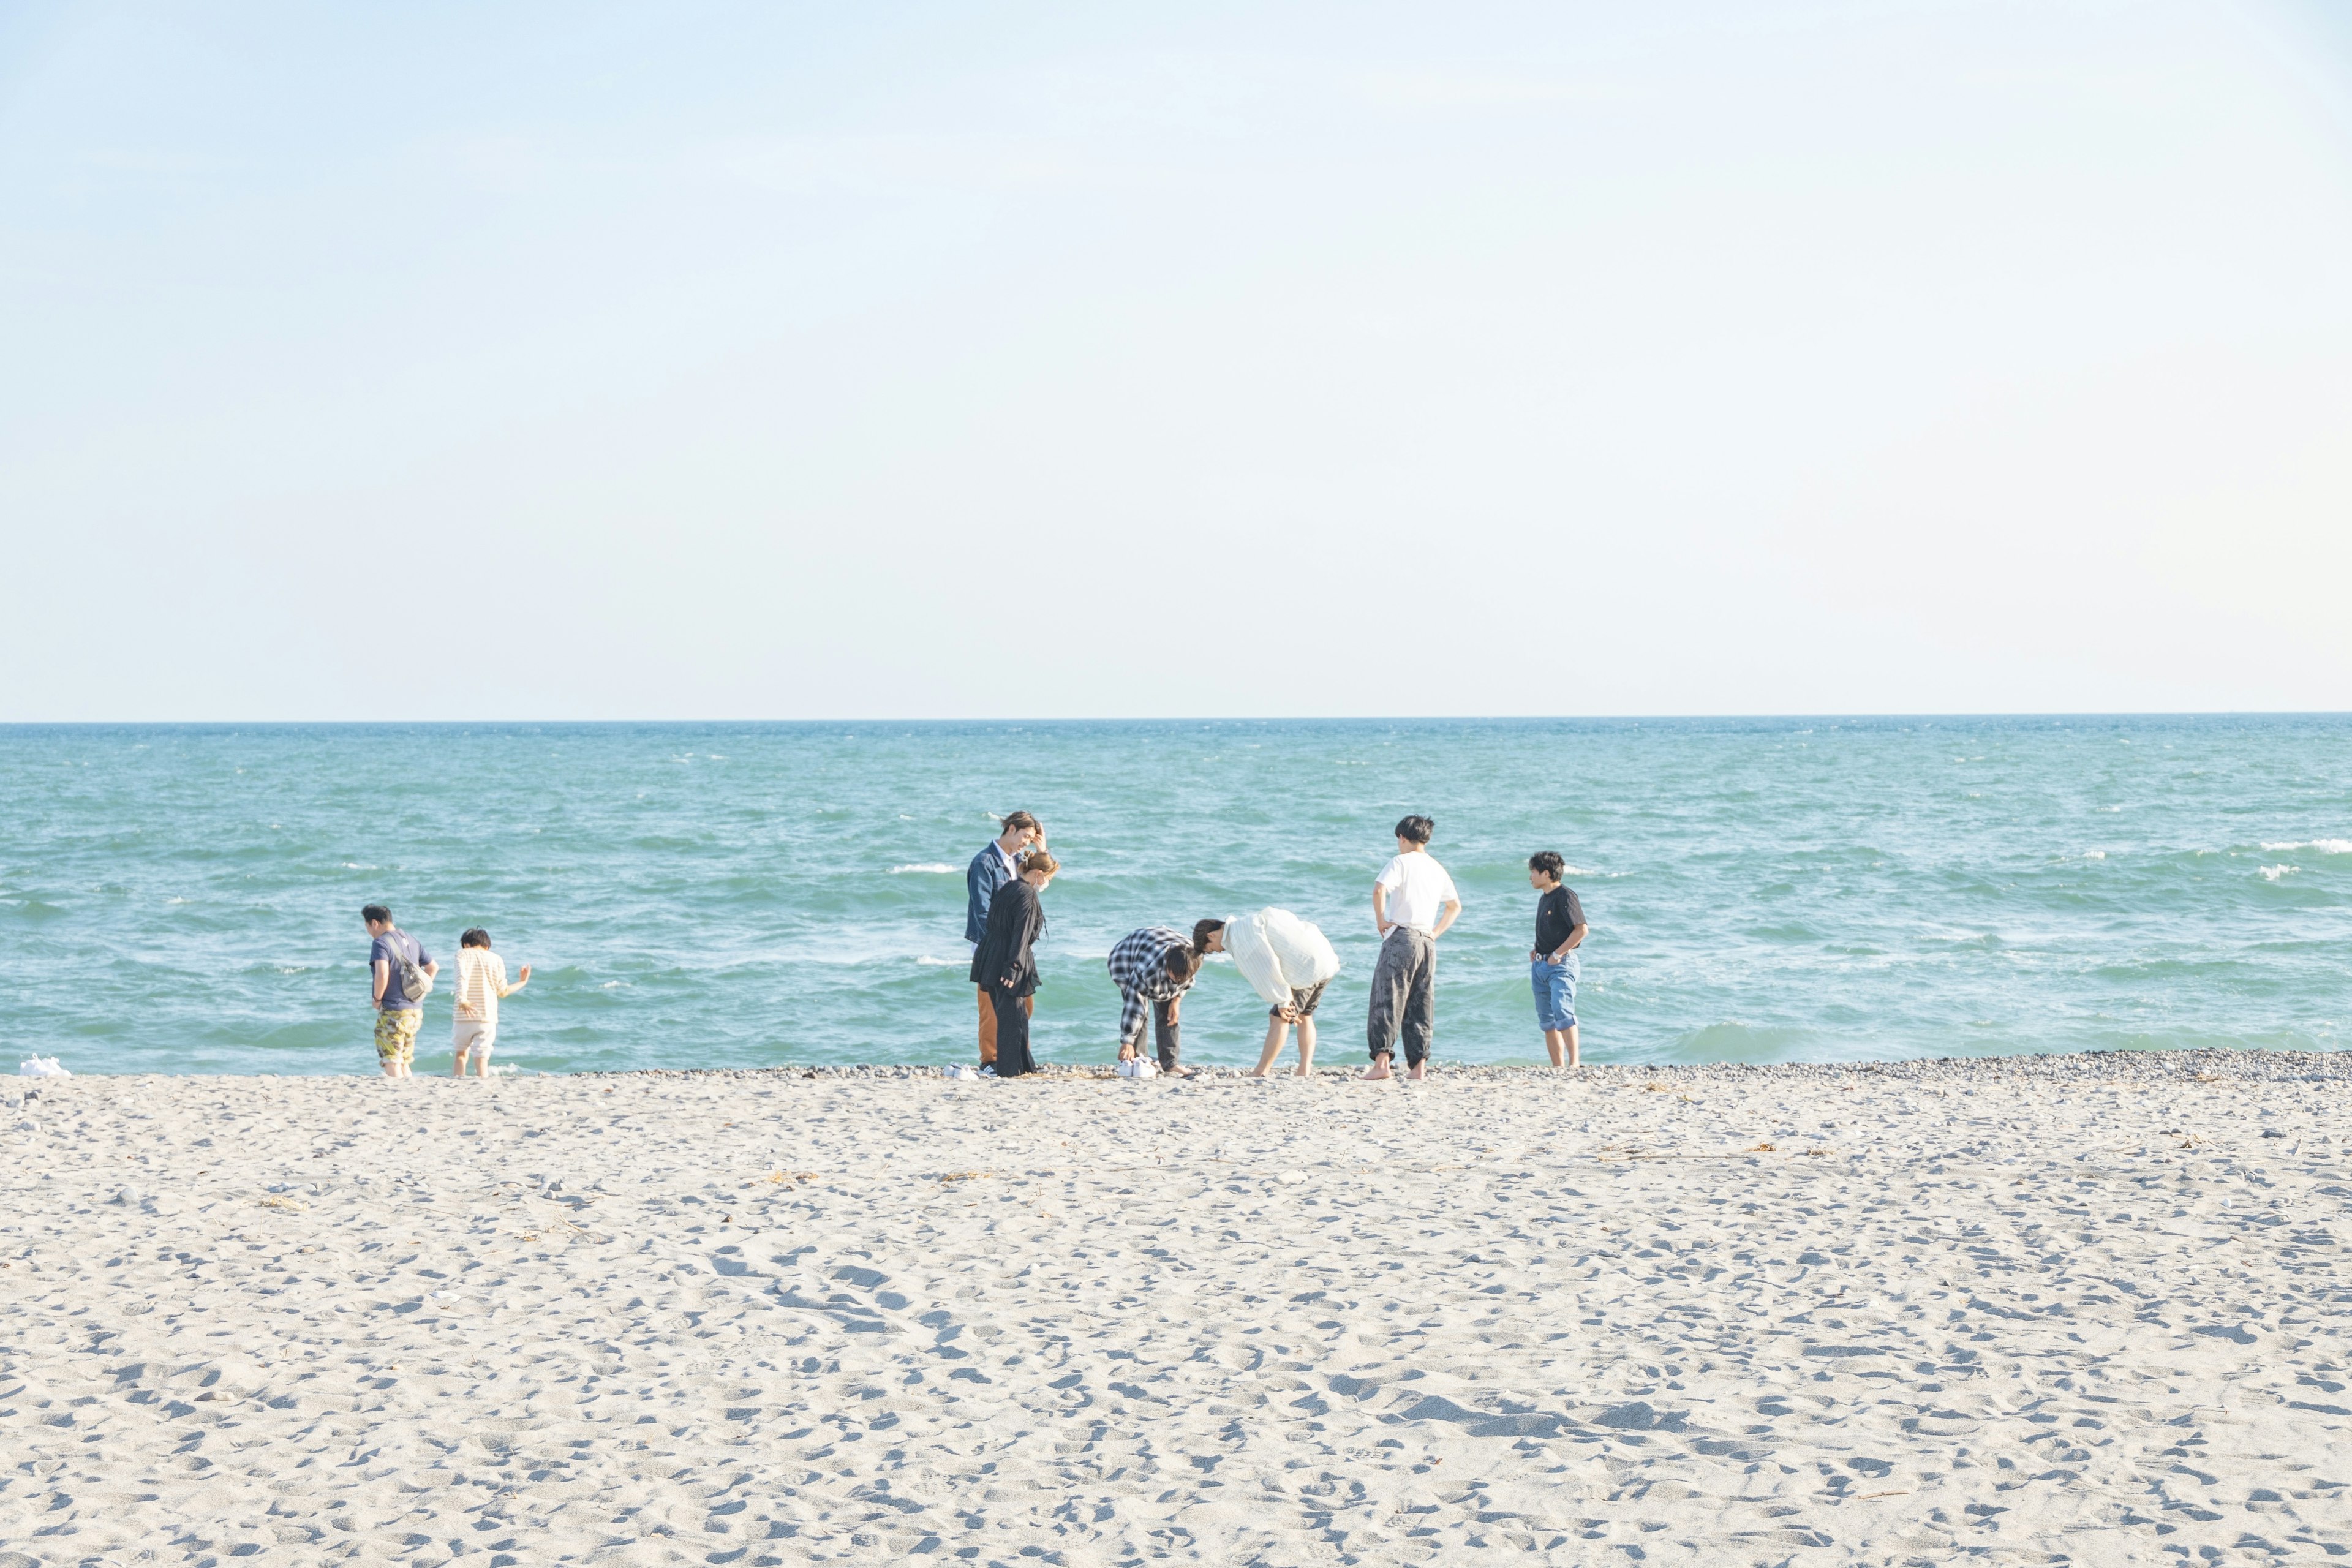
[1191,918,1227,954]
[1394,815,1434,845]
[361,904,392,925]
[1164,947,1199,983]
[1529,851,1565,879]
[1001,811,1040,835]
[461,928,492,949]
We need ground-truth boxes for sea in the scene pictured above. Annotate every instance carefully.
[2,717,2346,1076]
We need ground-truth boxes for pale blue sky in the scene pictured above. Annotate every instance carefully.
[4,1,2350,719]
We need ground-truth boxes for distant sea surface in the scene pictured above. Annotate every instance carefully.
[2,718,2347,1076]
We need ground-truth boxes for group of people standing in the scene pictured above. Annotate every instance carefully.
[963,813,1589,1078]
[356,813,1585,1079]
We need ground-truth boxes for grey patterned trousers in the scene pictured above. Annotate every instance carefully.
[1366,927,1436,1066]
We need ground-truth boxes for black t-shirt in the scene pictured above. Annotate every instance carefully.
[1534,884,1585,956]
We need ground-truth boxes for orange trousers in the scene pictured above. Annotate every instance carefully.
[976,985,1031,1066]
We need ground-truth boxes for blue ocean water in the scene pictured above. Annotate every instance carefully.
[1,717,2347,1076]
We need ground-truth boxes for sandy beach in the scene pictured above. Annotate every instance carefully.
[5,1052,2348,1565]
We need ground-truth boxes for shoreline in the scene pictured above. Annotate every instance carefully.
[24,1043,2352,1086]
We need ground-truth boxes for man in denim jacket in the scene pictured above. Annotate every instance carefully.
[965,812,1043,1068]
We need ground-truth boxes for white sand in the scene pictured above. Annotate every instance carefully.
[4,1055,2348,1565]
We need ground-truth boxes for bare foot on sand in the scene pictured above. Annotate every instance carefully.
[1407,1061,1428,1082]
[1362,1058,1393,1080]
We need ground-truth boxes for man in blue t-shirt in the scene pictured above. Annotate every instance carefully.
[363,903,437,1079]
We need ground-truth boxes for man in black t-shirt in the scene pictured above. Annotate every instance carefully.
[1527,851,1588,1068]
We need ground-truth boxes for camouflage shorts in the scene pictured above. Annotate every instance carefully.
[374,1008,422,1068]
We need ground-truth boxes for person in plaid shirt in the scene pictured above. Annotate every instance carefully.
[1106,920,1227,1076]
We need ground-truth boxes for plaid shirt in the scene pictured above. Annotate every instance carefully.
[1106,927,1196,1047]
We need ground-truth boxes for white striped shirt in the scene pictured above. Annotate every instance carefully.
[454,948,511,1024]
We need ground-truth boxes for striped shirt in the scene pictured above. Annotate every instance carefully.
[454,948,511,1025]
[1106,927,1195,1047]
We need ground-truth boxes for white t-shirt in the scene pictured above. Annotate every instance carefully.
[1376,851,1460,935]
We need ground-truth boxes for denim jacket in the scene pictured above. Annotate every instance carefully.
[965,842,1017,945]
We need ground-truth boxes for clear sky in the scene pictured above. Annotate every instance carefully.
[4,1,2350,720]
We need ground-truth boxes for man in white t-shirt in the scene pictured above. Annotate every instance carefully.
[1364,815,1461,1082]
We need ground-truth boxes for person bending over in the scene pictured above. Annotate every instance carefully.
[1363,816,1460,1082]
[969,850,1058,1078]
[1216,908,1341,1078]
[1106,920,1224,1077]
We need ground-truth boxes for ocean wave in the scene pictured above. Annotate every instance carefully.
[20,715,2352,1076]
[1662,1022,1818,1063]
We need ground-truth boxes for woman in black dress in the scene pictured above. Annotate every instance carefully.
[968,850,1057,1076]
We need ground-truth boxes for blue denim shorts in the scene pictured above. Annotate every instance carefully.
[1532,956,1578,1031]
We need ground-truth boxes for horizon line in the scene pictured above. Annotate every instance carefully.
[4,709,2350,728]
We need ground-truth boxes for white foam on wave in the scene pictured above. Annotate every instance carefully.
[2260,864,2297,881]
[890,864,958,875]
[2262,839,2352,854]
[2081,851,2106,860]
[914,956,959,967]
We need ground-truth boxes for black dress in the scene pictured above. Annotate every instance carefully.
[968,878,1046,1076]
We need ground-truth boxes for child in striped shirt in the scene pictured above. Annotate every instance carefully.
[452,928,530,1078]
